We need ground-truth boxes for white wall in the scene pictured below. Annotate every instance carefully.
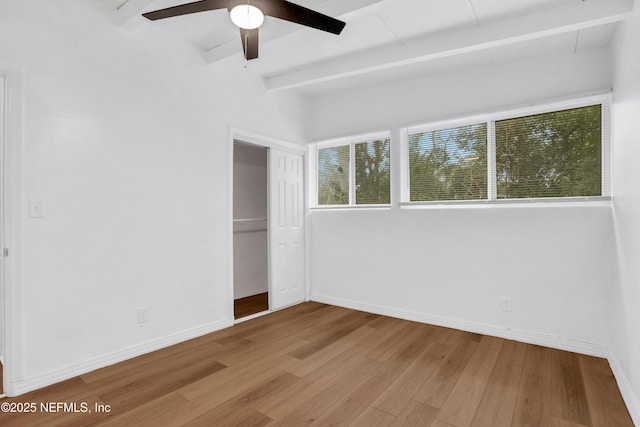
[310,206,614,346]
[233,143,268,300]
[0,0,308,393]
[308,48,616,352]
[611,6,640,423]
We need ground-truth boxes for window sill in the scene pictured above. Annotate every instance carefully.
[310,204,392,211]
[400,196,611,209]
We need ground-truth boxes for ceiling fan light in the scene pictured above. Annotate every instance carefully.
[230,5,264,30]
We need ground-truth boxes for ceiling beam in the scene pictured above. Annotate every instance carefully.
[264,0,634,92]
[203,0,385,63]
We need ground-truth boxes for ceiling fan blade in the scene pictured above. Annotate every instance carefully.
[142,0,228,20]
[263,0,346,35]
[240,28,259,60]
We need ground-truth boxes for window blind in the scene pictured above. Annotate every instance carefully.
[355,139,391,204]
[318,145,350,205]
[409,123,487,201]
[495,105,602,199]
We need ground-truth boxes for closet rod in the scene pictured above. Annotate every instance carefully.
[234,228,268,234]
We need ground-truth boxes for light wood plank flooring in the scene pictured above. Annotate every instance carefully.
[234,292,269,319]
[0,302,633,426]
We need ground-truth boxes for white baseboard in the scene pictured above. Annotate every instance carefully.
[608,355,640,427]
[310,293,609,358]
[8,318,234,397]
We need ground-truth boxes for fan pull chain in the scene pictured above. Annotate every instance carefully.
[244,33,248,68]
[245,0,250,68]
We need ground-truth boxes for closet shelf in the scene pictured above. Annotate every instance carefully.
[233,218,267,222]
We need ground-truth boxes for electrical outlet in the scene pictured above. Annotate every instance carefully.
[28,200,45,218]
[502,297,512,312]
[137,306,148,325]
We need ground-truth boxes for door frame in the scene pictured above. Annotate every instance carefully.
[228,128,306,322]
[0,59,25,397]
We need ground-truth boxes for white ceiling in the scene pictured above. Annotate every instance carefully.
[102,0,632,96]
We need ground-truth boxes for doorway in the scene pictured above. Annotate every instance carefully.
[231,131,306,322]
[233,142,270,319]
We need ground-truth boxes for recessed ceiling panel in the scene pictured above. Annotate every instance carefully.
[575,23,618,52]
[489,31,578,65]
[377,0,477,41]
[470,0,578,23]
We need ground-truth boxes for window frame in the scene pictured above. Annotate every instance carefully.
[400,94,611,206]
[311,130,392,209]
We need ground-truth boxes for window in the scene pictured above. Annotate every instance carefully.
[355,140,391,204]
[404,100,607,203]
[318,145,350,205]
[495,105,602,199]
[409,123,487,202]
[316,134,391,207]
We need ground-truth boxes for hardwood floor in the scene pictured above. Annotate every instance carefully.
[0,302,633,426]
[234,292,269,319]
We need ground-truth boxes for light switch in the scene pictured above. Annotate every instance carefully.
[28,200,44,218]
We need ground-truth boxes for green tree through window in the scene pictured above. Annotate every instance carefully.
[409,124,487,201]
[318,145,349,205]
[317,138,391,206]
[355,139,391,204]
[495,105,602,199]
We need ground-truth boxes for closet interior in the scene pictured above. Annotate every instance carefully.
[233,142,269,319]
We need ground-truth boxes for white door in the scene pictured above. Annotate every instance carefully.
[269,149,305,309]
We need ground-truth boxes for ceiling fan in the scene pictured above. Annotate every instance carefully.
[142,0,346,61]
